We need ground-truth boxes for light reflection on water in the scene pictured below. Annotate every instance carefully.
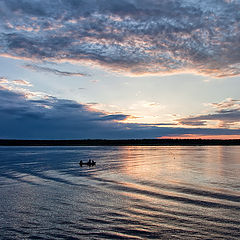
[0,146,240,239]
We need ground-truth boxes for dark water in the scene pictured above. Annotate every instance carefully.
[0,146,239,240]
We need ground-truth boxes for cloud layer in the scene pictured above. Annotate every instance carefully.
[177,98,240,128]
[24,64,89,77]
[0,86,130,139]
[1,0,240,77]
[0,86,239,139]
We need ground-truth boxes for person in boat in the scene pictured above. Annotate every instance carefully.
[79,159,95,166]
[88,159,96,165]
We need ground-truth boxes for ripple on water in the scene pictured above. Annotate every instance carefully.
[0,146,240,240]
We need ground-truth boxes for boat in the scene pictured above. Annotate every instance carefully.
[79,160,96,167]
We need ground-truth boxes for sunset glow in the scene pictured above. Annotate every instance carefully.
[159,134,240,140]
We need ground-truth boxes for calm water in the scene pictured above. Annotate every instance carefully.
[0,146,239,240]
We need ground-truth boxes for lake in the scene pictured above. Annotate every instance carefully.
[0,146,239,239]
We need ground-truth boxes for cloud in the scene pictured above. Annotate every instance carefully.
[0,77,8,83]
[23,64,89,77]
[177,98,240,128]
[0,77,34,95]
[12,79,32,86]
[0,86,132,139]
[208,98,240,113]
[0,86,240,139]
[0,0,240,77]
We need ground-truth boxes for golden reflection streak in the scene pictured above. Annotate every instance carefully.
[119,146,184,181]
[117,146,240,203]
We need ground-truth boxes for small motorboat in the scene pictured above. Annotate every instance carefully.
[79,160,96,167]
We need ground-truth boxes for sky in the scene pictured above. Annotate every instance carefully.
[0,0,240,139]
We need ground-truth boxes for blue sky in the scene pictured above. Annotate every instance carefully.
[0,0,240,139]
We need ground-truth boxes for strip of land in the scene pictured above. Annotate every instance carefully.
[0,139,240,146]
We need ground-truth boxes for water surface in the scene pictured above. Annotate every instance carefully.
[0,146,239,239]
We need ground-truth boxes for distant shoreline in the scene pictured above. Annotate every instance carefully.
[0,139,240,146]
